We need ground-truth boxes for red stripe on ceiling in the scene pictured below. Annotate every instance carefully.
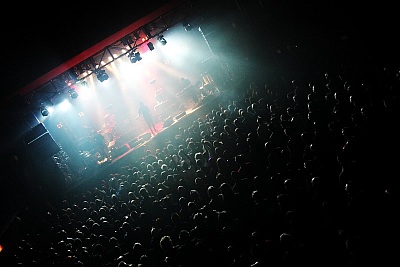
[17,0,184,98]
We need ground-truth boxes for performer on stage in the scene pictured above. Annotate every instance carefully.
[90,130,109,161]
[137,101,158,135]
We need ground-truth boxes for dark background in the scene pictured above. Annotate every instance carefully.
[1,0,398,102]
[1,0,173,100]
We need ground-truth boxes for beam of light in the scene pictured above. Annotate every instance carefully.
[40,23,218,154]
[58,100,72,112]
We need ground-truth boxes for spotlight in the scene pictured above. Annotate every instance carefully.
[40,104,49,116]
[96,69,109,82]
[157,35,167,45]
[129,50,142,63]
[183,21,192,31]
[69,88,78,99]
[147,42,154,51]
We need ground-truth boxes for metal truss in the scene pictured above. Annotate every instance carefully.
[20,0,203,112]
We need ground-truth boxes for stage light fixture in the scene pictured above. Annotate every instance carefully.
[40,104,49,116]
[96,69,109,82]
[183,21,192,31]
[129,50,142,63]
[157,35,167,45]
[147,42,154,51]
[69,88,78,99]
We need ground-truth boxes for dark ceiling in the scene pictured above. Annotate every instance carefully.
[1,0,179,101]
[1,0,398,105]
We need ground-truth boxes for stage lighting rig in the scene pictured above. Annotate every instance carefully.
[40,104,49,116]
[96,69,109,82]
[147,42,154,51]
[68,88,78,99]
[157,35,167,45]
[128,50,142,63]
[183,21,192,31]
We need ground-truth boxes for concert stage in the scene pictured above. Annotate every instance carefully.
[67,93,220,193]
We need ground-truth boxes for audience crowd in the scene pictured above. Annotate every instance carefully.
[1,54,399,267]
